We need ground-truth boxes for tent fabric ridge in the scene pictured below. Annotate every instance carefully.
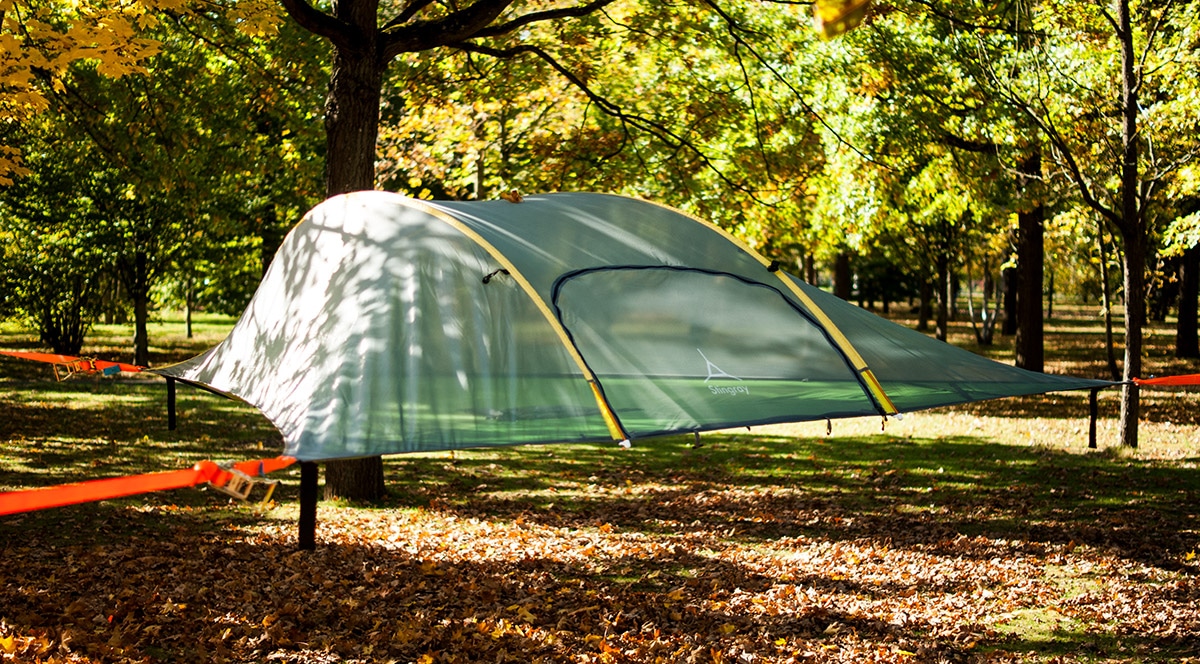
[404,196,629,441]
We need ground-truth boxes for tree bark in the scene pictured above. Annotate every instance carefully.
[1001,265,1017,335]
[935,253,950,342]
[324,456,386,500]
[1014,206,1044,370]
[917,278,933,332]
[131,251,151,367]
[1098,225,1122,380]
[1119,232,1145,448]
[324,30,384,195]
[1014,152,1044,372]
[1116,0,1142,449]
[833,253,852,300]
[1176,245,1199,358]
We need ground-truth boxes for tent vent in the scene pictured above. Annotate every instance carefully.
[482,268,510,284]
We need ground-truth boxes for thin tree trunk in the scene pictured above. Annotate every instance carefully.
[185,275,194,340]
[917,278,933,332]
[1119,233,1145,448]
[1015,153,1044,372]
[948,272,958,322]
[935,254,950,342]
[833,253,852,300]
[1002,265,1018,335]
[1116,0,1142,449]
[1046,270,1054,319]
[1176,245,1199,358]
[132,251,151,367]
[1098,225,1121,380]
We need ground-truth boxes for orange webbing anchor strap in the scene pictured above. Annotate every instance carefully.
[1133,374,1200,387]
[0,350,145,380]
[0,456,296,516]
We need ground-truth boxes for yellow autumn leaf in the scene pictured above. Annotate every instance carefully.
[1186,550,1196,561]
[813,0,871,39]
[0,635,16,653]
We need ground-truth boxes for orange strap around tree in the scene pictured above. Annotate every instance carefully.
[1133,374,1200,387]
[0,456,296,516]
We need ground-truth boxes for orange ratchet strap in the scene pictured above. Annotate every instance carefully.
[0,350,144,380]
[0,456,296,516]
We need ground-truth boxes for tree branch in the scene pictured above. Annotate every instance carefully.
[396,0,438,25]
[453,41,761,198]
[277,0,356,49]
[699,0,877,166]
[382,0,514,59]
[469,0,622,39]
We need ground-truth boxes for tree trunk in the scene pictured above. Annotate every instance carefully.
[185,275,194,340]
[1001,265,1018,335]
[132,251,151,367]
[1047,270,1054,319]
[917,278,933,332]
[935,254,950,342]
[324,40,384,196]
[833,253,852,300]
[321,11,388,501]
[1098,225,1121,380]
[1116,0,1142,449]
[324,457,386,501]
[948,272,958,322]
[1015,153,1044,372]
[1119,233,1145,448]
[1177,245,1200,358]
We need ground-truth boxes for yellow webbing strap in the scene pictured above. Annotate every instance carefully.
[411,200,630,441]
[650,201,900,417]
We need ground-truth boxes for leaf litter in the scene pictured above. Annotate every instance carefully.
[3,428,1200,664]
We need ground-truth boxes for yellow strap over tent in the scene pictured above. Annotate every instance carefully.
[405,198,630,441]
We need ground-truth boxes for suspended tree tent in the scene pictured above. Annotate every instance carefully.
[158,190,1112,460]
[5,190,1145,519]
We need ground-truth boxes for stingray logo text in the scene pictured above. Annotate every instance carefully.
[699,349,749,395]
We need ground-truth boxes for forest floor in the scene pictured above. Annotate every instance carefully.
[1,305,1198,663]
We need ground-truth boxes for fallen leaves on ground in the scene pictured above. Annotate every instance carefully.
[3,448,1199,664]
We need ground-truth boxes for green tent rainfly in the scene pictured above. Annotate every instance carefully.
[157,191,1113,461]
